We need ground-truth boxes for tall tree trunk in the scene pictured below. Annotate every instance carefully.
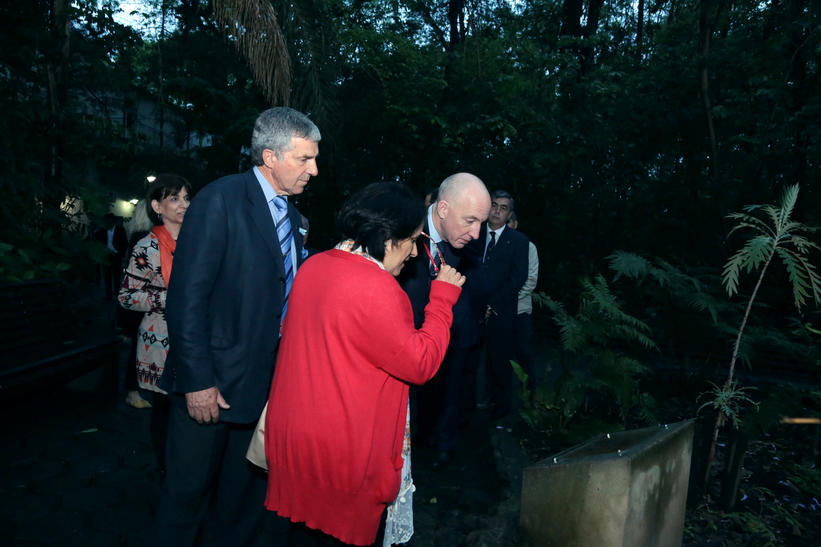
[560,0,583,37]
[698,0,718,179]
[581,0,604,71]
[157,0,167,150]
[448,0,465,49]
[636,0,645,59]
[46,0,70,191]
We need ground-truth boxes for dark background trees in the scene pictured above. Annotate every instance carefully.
[2,0,818,347]
[2,1,819,539]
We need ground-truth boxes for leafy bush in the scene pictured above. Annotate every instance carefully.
[516,275,658,436]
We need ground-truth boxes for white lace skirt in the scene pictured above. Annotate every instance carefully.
[383,402,415,546]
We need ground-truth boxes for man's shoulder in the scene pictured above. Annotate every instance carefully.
[506,226,527,242]
[187,171,254,213]
[200,170,252,195]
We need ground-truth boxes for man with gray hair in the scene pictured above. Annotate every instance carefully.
[472,189,529,419]
[156,107,320,546]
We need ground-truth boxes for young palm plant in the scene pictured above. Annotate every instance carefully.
[702,184,821,495]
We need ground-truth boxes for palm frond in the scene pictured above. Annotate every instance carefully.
[776,184,800,231]
[783,233,821,255]
[722,246,750,298]
[775,247,821,310]
[212,0,291,105]
[722,235,775,297]
[762,204,783,234]
[726,212,775,239]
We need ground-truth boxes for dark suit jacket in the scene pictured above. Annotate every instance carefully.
[398,220,482,348]
[161,169,304,424]
[470,223,529,321]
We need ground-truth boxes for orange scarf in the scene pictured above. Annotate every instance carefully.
[152,225,176,287]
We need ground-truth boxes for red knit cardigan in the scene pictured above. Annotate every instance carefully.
[264,249,460,545]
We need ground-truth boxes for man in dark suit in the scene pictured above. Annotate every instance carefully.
[471,190,529,419]
[399,172,491,465]
[155,107,320,546]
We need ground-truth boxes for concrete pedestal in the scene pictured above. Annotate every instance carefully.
[519,420,694,547]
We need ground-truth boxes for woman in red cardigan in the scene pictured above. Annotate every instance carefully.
[264,182,465,546]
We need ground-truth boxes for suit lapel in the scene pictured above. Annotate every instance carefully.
[244,171,281,268]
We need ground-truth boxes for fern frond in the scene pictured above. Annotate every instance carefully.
[656,259,701,292]
[611,324,658,350]
[762,204,783,234]
[783,234,821,255]
[723,246,750,298]
[607,251,651,281]
[686,290,721,324]
[584,276,651,331]
[743,235,776,273]
[776,247,821,309]
[726,213,774,239]
[723,236,775,297]
[776,184,800,231]
[780,222,818,237]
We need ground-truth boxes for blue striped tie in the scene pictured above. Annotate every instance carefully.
[272,196,294,323]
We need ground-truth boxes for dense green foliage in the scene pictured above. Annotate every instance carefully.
[515,275,657,433]
[2,0,819,280]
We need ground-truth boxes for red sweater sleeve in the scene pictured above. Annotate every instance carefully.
[354,278,461,385]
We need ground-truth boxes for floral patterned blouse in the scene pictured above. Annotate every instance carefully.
[118,232,169,393]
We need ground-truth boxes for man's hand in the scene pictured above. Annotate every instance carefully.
[185,386,231,424]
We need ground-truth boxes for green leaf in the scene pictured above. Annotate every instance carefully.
[607,251,650,280]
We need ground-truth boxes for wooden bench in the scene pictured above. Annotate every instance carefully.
[0,280,121,401]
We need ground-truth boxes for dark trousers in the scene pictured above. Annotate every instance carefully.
[432,346,473,452]
[512,312,535,381]
[153,401,266,547]
[485,315,516,418]
[150,392,170,473]
[118,307,142,392]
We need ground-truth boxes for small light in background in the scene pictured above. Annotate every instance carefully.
[112,199,136,217]
[129,199,139,205]
[146,175,157,183]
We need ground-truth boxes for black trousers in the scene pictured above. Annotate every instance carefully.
[432,346,473,452]
[484,315,516,418]
[153,401,266,547]
[150,392,170,473]
[512,312,535,381]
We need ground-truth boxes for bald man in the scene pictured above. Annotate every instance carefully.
[399,173,491,467]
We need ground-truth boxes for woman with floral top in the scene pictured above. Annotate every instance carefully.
[119,174,191,472]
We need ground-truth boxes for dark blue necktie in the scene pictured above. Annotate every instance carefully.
[484,231,496,263]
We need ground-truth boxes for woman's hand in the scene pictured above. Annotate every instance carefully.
[435,264,466,287]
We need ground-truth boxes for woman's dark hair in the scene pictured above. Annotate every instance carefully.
[146,174,192,226]
[336,182,425,262]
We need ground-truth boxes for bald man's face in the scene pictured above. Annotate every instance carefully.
[436,188,491,248]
